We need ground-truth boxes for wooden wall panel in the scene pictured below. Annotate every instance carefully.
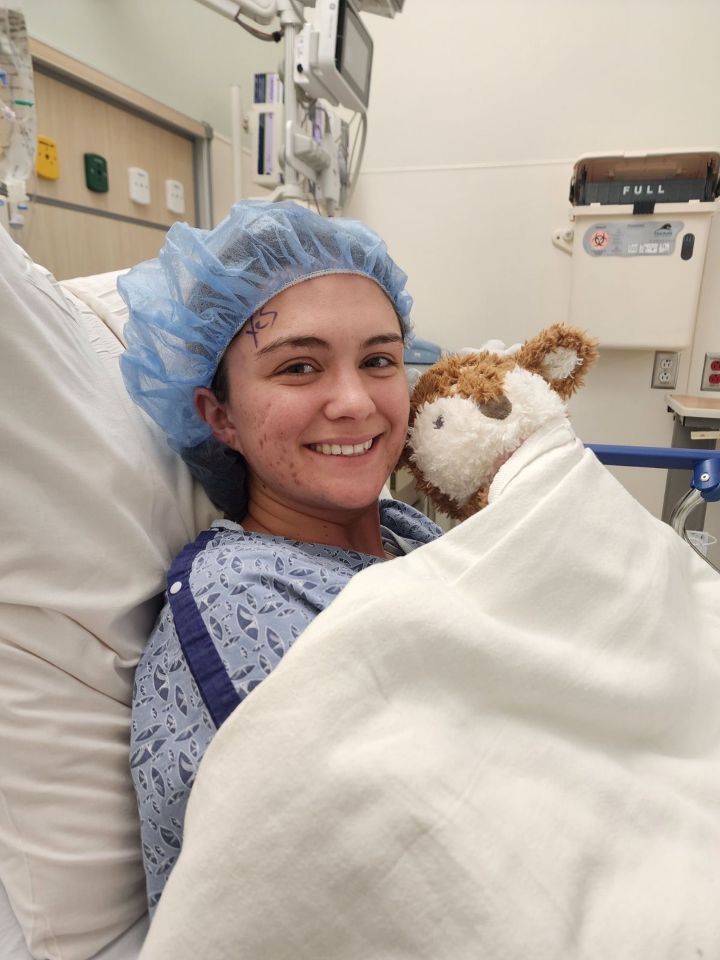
[29,39,207,141]
[32,70,196,228]
[22,203,165,279]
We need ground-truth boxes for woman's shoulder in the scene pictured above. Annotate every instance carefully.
[176,522,309,578]
[175,521,376,583]
[171,508,441,583]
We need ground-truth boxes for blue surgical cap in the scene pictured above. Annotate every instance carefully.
[118,200,413,518]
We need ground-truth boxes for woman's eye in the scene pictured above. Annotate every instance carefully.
[363,355,396,369]
[278,361,317,376]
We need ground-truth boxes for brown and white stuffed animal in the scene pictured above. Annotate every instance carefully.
[403,323,599,520]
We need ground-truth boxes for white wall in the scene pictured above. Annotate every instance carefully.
[349,0,720,545]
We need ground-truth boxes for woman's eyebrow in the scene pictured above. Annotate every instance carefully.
[363,333,404,347]
[255,335,329,358]
[255,331,403,358]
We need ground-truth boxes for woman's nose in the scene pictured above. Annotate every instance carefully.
[324,370,377,420]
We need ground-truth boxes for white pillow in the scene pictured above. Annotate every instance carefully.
[0,229,216,960]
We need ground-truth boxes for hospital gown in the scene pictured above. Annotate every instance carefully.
[130,499,442,913]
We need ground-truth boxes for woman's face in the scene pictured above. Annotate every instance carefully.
[204,273,409,521]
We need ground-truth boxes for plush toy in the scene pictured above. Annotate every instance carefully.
[403,323,599,520]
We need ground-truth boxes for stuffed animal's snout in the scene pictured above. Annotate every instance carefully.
[474,395,512,421]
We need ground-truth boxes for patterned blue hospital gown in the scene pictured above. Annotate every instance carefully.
[131,499,442,913]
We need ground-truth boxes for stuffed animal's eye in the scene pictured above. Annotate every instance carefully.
[433,415,445,429]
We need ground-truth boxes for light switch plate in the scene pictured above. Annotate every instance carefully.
[165,179,185,214]
[128,166,150,205]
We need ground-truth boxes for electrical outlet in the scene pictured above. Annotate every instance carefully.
[701,353,720,391]
[651,351,679,389]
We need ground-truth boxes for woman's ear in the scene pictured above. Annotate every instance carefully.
[194,387,243,453]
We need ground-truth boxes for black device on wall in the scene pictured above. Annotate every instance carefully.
[84,153,109,193]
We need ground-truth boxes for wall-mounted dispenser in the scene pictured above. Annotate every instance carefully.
[36,135,59,180]
[554,151,720,349]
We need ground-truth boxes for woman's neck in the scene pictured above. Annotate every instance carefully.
[241,489,386,558]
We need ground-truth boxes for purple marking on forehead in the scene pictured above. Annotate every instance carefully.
[244,305,278,349]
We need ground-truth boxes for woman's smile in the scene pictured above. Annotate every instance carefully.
[307,437,376,457]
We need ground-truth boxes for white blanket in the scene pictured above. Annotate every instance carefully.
[141,419,720,960]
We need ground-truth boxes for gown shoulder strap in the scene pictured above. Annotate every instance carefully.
[166,530,241,729]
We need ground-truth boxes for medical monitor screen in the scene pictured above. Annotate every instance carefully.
[335,0,373,109]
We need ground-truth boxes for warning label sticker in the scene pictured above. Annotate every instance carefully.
[582,221,684,258]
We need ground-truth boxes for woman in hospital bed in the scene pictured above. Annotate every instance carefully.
[117,200,443,913]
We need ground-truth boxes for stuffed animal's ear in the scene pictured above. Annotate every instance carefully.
[515,323,599,399]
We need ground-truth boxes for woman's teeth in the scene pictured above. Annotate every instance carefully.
[310,439,373,457]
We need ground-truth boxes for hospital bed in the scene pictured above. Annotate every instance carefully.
[1,220,719,960]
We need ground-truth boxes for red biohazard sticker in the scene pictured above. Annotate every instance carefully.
[590,230,609,249]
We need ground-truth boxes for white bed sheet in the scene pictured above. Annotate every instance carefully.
[0,879,148,960]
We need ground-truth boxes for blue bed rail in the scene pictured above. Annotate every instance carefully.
[586,445,720,502]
